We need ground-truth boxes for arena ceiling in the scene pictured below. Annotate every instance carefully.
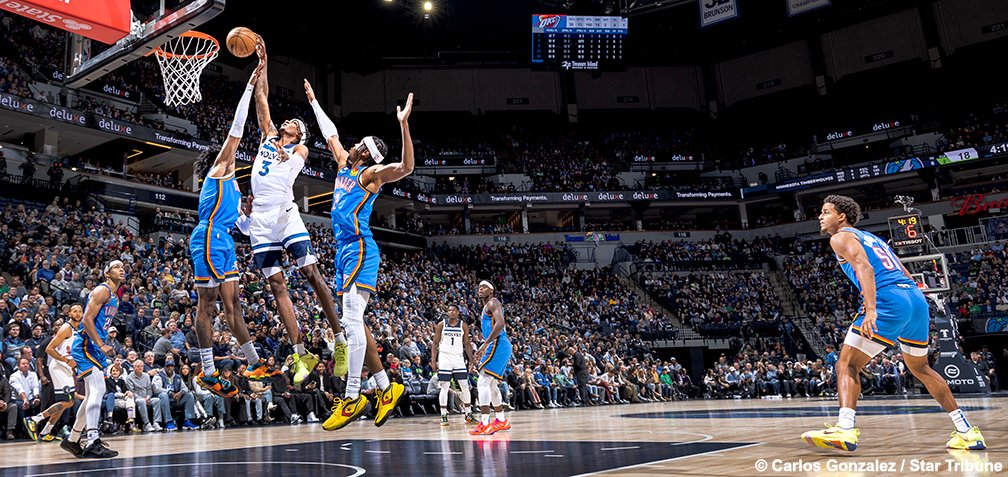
[198,0,930,71]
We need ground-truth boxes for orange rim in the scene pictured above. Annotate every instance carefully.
[152,31,220,60]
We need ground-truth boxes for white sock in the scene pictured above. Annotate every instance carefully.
[41,421,55,435]
[346,376,361,399]
[240,341,260,364]
[85,428,99,447]
[200,348,216,376]
[31,414,45,423]
[334,334,347,345]
[949,409,972,433]
[495,410,507,422]
[481,413,490,426]
[373,370,390,391]
[838,407,856,430]
[294,343,306,356]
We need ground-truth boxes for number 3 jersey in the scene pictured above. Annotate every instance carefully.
[251,136,305,208]
[836,227,917,291]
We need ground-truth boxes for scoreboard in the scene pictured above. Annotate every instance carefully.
[888,214,926,248]
[532,14,627,71]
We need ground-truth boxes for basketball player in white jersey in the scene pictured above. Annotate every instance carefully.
[24,304,83,442]
[431,304,477,426]
[238,38,347,385]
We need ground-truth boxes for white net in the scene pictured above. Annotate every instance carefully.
[154,32,219,107]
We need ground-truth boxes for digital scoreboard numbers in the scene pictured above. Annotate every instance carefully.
[888,214,925,248]
[532,14,627,71]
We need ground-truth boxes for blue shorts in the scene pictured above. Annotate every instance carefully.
[337,237,379,294]
[71,334,108,378]
[850,284,930,350]
[190,224,238,287]
[477,336,512,380]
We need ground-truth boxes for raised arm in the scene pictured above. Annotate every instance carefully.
[210,46,265,178]
[305,79,349,169]
[365,93,414,188]
[253,37,277,144]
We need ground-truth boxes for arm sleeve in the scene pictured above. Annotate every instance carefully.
[309,99,339,140]
[229,84,255,139]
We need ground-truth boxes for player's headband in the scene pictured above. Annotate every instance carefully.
[363,136,384,164]
[479,280,494,290]
[104,260,124,275]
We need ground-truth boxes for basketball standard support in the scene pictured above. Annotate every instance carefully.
[65,0,225,89]
[926,295,990,394]
[891,195,990,394]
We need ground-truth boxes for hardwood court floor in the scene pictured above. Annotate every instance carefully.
[2,394,1005,476]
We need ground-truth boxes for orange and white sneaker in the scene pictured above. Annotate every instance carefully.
[491,418,511,432]
[469,422,496,436]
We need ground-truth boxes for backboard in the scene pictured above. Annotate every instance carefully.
[899,253,950,294]
[65,0,225,88]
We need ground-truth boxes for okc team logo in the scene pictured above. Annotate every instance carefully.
[538,15,562,29]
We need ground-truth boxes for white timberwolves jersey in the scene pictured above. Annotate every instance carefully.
[251,136,305,207]
[48,324,74,366]
[440,320,464,358]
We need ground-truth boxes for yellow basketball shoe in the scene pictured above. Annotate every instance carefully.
[322,396,371,431]
[374,382,405,427]
[947,427,986,450]
[331,342,348,377]
[293,351,319,387]
[801,423,859,451]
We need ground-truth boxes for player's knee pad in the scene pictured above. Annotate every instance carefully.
[477,373,494,405]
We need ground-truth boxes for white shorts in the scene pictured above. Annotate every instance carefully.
[50,360,76,400]
[438,354,468,381]
[249,202,316,277]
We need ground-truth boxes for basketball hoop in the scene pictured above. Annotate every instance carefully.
[153,31,219,107]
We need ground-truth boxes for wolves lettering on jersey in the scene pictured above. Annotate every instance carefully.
[440,321,464,357]
[251,137,305,207]
[198,174,241,228]
[331,166,380,242]
[836,227,916,291]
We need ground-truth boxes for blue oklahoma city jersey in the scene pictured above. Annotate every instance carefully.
[198,174,241,228]
[331,166,379,242]
[71,283,117,375]
[478,303,512,380]
[837,227,916,291]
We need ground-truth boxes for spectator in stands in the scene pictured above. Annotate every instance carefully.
[125,359,162,432]
[152,358,198,431]
[10,357,40,422]
[0,368,17,439]
[2,324,25,372]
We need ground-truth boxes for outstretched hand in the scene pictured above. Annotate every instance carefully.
[304,79,316,103]
[397,92,413,124]
[248,44,266,85]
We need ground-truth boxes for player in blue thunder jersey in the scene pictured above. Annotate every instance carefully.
[470,280,513,436]
[190,45,277,401]
[802,195,986,452]
[61,260,124,459]
[306,80,414,431]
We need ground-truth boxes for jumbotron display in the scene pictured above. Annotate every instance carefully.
[531,14,627,71]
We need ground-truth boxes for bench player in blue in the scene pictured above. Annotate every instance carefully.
[305,80,411,431]
[802,194,986,451]
[60,260,124,459]
[470,280,513,436]
[191,42,277,399]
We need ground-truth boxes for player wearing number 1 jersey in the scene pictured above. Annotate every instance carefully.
[801,195,986,452]
[432,305,477,426]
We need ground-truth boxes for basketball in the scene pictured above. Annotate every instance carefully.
[226,26,258,58]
